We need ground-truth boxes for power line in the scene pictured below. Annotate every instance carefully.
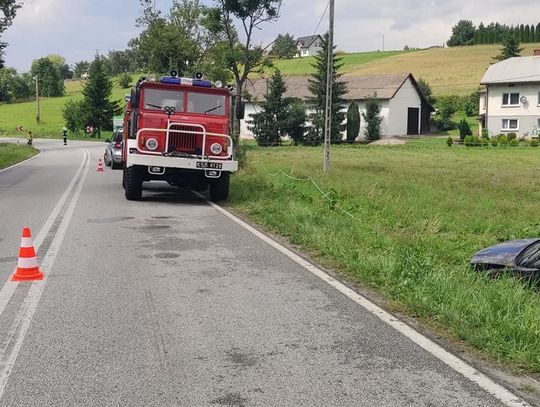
[313,1,330,36]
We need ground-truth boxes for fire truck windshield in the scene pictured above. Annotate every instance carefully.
[187,92,226,116]
[143,89,184,111]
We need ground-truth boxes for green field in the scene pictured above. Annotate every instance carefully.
[0,78,131,138]
[0,143,38,170]
[229,139,540,375]
[268,50,406,76]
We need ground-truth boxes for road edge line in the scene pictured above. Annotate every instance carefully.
[200,197,531,407]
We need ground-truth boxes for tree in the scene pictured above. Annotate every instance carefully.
[525,25,530,43]
[248,70,287,146]
[80,55,120,137]
[536,23,540,42]
[0,0,21,68]
[73,60,90,79]
[284,100,306,145]
[447,20,475,46]
[46,54,72,80]
[416,78,435,105]
[530,25,535,43]
[464,90,480,117]
[305,32,347,145]
[519,24,525,42]
[362,95,383,141]
[432,97,457,131]
[494,34,523,61]
[346,101,360,143]
[204,0,281,142]
[271,33,296,59]
[62,99,88,133]
[30,57,64,97]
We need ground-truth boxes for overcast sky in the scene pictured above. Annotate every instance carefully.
[3,0,540,72]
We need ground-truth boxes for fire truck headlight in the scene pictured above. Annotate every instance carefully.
[210,143,223,155]
[146,138,158,151]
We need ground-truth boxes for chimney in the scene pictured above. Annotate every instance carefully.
[534,49,540,56]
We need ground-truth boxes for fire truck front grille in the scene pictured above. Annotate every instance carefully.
[168,125,204,154]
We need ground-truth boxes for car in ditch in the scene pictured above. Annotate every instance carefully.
[470,238,540,279]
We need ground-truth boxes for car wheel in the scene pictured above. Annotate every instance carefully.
[209,172,230,202]
[124,166,142,200]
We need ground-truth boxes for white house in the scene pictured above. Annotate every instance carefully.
[479,51,540,137]
[295,35,323,58]
[241,73,434,140]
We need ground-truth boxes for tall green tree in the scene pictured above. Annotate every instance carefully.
[536,23,540,42]
[73,60,90,79]
[494,34,523,61]
[447,20,475,46]
[530,25,535,43]
[204,0,281,141]
[346,101,360,143]
[305,32,347,145]
[416,78,435,105]
[525,25,530,43]
[30,57,64,97]
[0,0,20,68]
[272,33,296,59]
[519,24,525,42]
[362,95,383,141]
[248,70,286,146]
[81,55,120,137]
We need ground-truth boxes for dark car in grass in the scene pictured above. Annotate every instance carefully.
[470,238,540,279]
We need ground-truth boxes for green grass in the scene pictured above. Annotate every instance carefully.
[229,138,540,374]
[267,50,406,76]
[0,77,132,138]
[0,143,38,169]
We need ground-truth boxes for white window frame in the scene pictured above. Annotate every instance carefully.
[501,118,519,131]
[502,92,520,107]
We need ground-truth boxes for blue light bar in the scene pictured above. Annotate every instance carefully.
[160,77,213,88]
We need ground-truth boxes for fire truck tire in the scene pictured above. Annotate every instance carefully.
[210,172,230,202]
[124,166,143,200]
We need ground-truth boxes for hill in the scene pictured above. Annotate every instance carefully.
[272,43,540,96]
[2,43,540,137]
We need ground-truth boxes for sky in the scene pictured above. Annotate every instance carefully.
[3,0,540,72]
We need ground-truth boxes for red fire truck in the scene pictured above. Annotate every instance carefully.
[122,74,242,201]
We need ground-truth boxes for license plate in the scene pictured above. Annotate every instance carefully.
[196,161,222,169]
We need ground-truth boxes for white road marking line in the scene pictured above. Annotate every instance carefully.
[0,149,88,320]
[202,196,531,407]
[0,149,90,401]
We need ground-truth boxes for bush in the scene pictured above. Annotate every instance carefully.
[472,135,481,146]
[530,139,539,147]
[446,136,453,147]
[481,128,489,140]
[499,134,508,146]
[432,96,458,131]
[346,101,360,143]
[507,132,517,142]
[481,137,488,147]
[464,135,473,147]
[490,137,499,147]
[117,73,132,88]
[457,118,472,141]
[510,138,519,147]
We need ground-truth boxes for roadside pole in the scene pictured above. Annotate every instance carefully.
[323,0,334,174]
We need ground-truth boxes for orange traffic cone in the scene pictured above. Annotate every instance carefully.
[11,227,44,281]
[97,158,104,172]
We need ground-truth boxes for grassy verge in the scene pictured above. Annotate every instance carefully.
[0,143,38,170]
[229,138,540,374]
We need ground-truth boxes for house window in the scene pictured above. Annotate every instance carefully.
[537,92,540,105]
[502,92,520,106]
[501,119,519,131]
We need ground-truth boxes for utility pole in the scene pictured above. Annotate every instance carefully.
[35,75,40,124]
[323,0,334,174]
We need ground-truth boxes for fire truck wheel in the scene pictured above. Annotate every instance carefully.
[124,166,143,200]
[210,172,230,202]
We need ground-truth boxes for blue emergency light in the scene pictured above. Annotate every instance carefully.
[160,76,213,88]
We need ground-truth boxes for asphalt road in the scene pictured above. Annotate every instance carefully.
[0,140,532,406]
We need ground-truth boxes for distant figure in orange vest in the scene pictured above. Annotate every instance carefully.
[27,131,33,146]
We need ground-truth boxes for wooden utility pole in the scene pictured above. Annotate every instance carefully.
[323,0,334,174]
[35,75,40,124]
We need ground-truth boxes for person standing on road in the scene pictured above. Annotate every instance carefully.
[62,127,68,145]
[27,130,33,146]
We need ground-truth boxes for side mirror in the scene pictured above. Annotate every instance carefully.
[236,101,246,120]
